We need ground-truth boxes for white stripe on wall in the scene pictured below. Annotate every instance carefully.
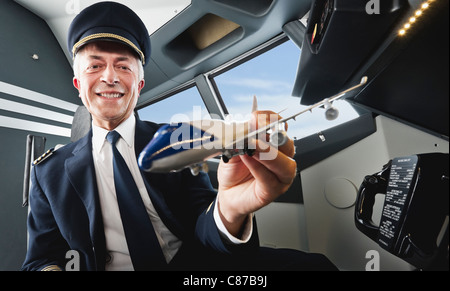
[0,116,71,137]
[0,98,74,125]
[0,81,78,112]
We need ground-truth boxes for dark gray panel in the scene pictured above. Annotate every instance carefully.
[0,127,70,271]
[0,1,77,270]
[295,113,377,171]
[0,1,80,104]
[351,1,449,139]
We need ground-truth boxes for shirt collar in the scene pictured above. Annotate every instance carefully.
[114,115,135,148]
[92,115,136,154]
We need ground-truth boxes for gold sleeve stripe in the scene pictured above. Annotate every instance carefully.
[41,265,63,271]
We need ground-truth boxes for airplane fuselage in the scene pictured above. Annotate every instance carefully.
[138,119,250,173]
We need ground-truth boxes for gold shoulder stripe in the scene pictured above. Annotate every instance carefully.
[33,148,55,166]
[206,201,214,214]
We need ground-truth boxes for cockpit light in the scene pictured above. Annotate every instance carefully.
[398,0,434,36]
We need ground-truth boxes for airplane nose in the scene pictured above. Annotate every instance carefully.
[138,150,153,171]
[138,124,172,171]
[138,122,213,173]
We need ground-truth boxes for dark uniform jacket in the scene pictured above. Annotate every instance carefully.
[21,118,258,271]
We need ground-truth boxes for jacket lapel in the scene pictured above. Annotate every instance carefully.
[63,119,181,270]
[65,130,106,270]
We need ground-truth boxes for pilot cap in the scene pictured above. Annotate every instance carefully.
[67,1,151,66]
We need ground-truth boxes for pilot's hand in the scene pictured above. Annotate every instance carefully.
[217,110,297,237]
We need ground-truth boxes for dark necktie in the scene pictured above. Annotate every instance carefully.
[106,130,166,270]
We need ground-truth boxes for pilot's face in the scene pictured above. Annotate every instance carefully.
[73,41,145,130]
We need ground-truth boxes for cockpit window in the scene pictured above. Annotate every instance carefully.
[213,40,360,140]
[138,86,209,124]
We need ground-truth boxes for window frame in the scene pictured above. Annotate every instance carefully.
[137,32,362,140]
[207,34,290,116]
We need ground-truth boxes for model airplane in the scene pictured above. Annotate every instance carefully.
[138,76,368,175]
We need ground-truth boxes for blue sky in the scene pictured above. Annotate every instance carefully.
[139,40,359,140]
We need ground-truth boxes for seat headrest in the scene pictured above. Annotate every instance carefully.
[71,106,92,142]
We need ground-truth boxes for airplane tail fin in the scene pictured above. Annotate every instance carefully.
[252,95,288,115]
[252,95,258,113]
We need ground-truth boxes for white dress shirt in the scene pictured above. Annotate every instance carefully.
[91,115,253,270]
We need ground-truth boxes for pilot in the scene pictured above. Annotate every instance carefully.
[22,1,336,271]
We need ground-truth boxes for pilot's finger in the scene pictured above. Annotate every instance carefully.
[250,110,280,131]
[248,136,297,189]
[271,135,295,158]
[250,136,294,159]
[249,111,295,158]
[241,148,297,195]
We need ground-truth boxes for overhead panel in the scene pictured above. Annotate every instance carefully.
[212,0,274,16]
[352,0,449,139]
[292,0,408,103]
[187,14,241,50]
[165,13,244,69]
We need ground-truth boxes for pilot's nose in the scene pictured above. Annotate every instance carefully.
[101,65,120,85]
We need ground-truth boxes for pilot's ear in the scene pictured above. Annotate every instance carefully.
[73,77,81,93]
[138,79,145,94]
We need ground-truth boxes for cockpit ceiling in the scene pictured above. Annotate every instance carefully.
[13,0,192,61]
[13,0,312,104]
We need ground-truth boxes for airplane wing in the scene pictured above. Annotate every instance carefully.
[223,76,368,150]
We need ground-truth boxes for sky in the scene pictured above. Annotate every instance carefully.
[138,40,359,140]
